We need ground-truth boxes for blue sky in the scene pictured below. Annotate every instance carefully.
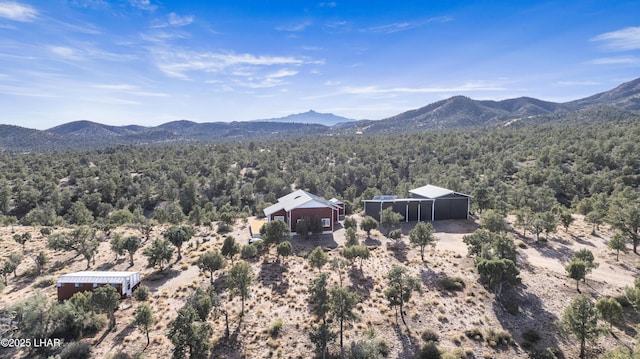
[0,0,639,129]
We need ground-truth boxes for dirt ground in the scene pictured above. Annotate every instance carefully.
[1,214,638,359]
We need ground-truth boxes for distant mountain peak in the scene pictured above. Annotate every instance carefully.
[257,110,356,126]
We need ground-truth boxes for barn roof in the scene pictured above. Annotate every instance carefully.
[264,190,338,216]
[57,271,139,284]
[409,185,471,199]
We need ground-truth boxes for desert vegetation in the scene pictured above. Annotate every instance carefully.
[0,116,640,358]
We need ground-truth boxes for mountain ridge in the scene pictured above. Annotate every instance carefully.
[1,77,639,151]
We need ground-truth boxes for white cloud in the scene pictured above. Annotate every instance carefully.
[267,69,298,78]
[154,50,321,80]
[365,16,452,34]
[340,82,505,95]
[93,84,137,90]
[589,56,640,65]
[319,2,336,7]
[591,27,640,51]
[556,80,600,86]
[168,12,193,27]
[49,46,81,60]
[0,1,37,22]
[129,0,156,11]
[276,20,312,32]
[93,83,169,97]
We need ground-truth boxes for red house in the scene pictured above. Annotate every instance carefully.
[263,190,340,234]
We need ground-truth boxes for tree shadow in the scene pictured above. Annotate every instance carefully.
[570,234,596,247]
[210,314,244,357]
[141,268,181,290]
[528,240,574,263]
[393,323,418,359]
[363,237,382,246]
[291,234,338,256]
[347,266,372,300]
[386,240,408,263]
[493,286,566,358]
[258,259,289,295]
[111,323,137,348]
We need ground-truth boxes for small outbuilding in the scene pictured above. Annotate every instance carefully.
[363,185,471,222]
[56,271,141,301]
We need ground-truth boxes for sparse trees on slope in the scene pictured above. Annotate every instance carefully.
[560,211,575,232]
[609,203,640,254]
[13,232,31,253]
[221,235,240,263]
[608,233,628,261]
[122,236,141,267]
[380,207,403,236]
[481,210,507,233]
[260,220,290,247]
[143,238,174,272]
[360,216,378,238]
[330,286,360,359]
[164,225,195,259]
[560,295,601,359]
[309,272,331,323]
[168,304,212,359]
[409,222,437,261]
[476,258,520,297]
[595,297,623,329]
[309,246,329,271]
[566,259,588,292]
[91,285,120,329]
[384,265,422,326]
[197,250,226,285]
[133,303,155,348]
[573,249,598,281]
[47,226,98,269]
[227,261,254,315]
[276,240,292,263]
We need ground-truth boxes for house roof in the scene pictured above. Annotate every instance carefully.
[264,190,338,216]
[57,271,139,284]
[409,185,471,199]
[329,198,344,205]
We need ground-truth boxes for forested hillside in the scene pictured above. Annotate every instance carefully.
[1,116,638,227]
[1,115,640,359]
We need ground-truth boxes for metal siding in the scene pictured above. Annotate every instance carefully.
[449,198,469,219]
[364,202,382,221]
[407,201,419,221]
[392,201,406,221]
[420,201,433,221]
[434,199,451,220]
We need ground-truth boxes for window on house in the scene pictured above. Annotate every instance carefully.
[321,218,331,227]
[93,283,98,288]
[274,216,285,222]
[75,283,80,287]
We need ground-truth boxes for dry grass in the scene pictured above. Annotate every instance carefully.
[0,215,638,359]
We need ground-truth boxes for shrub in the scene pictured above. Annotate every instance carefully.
[521,328,541,343]
[464,328,483,341]
[134,285,150,301]
[388,229,403,240]
[269,319,283,337]
[419,341,441,359]
[376,339,390,357]
[60,341,92,359]
[241,244,258,259]
[439,276,466,291]
[485,329,512,347]
[422,328,440,343]
[502,294,520,314]
[35,277,55,288]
